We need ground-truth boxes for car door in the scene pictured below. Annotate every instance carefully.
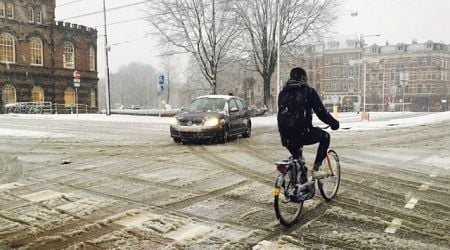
[236,99,250,133]
[234,98,246,133]
[228,98,240,134]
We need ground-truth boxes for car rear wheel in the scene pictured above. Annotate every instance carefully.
[242,122,251,138]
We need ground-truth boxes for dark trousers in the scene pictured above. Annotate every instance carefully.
[286,127,330,168]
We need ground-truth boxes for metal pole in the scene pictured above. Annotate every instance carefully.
[382,61,385,111]
[159,94,162,118]
[102,0,111,115]
[363,61,366,113]
[275,0,281,111]
[402,86,405,112]
[75,87,78,117]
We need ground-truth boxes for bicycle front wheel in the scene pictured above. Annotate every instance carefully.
[318,150,341,201]
[274,170,303,226]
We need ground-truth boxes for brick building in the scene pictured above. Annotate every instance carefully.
[0,0,98,113]
[362,41,450,112]
[287,39,450,112]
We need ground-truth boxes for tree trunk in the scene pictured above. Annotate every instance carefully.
[263,72,272,110]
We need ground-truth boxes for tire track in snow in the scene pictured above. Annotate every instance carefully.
[334,197,450,244]
[0,155,23,184]
[188,146,273,186]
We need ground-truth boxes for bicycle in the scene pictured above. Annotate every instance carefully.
[273,144,341,226]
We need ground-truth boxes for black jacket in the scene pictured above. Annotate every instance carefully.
[284,79,339,130]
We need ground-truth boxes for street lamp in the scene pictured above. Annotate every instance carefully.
[102,0,111,115]
[356,34,380,115]
[276,0,281,112]
[350,56,379,114]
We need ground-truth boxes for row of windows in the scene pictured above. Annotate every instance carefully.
[27,6,42,24]
[0,2,42,23]
[0,2,13,19]
[324,81,357,92]
[1,84,97,107]
[0,33,96,70]
[360,70,449,82]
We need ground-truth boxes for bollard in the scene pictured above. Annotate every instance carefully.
[333,105,339,118]
[361,112,369,122]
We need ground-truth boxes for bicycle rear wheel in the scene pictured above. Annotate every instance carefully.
[318,150,341,201]
[274,170,303,226]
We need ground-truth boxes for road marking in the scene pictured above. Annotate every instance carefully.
[429,170,439,178]
[0,182,25,192]
[404,197,419,209]
[253,240,276,250]
[418,183,431,191]
[20,190,64,202]
[385,218,403,234]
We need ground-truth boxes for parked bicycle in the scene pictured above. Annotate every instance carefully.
[273,144,341,226]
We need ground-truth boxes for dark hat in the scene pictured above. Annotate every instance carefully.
[290,67,307,81]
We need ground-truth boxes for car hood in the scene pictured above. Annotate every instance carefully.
[178,112,225,123]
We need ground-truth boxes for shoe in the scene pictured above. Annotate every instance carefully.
[291,183,315,202]
[311,170,328,180]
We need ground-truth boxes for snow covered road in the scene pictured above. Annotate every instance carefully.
[0,112,449,249]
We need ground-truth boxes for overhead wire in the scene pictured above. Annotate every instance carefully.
[56,0,88,8]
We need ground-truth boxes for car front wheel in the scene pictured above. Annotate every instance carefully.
[220,126,229,143]
[242,122,251,138]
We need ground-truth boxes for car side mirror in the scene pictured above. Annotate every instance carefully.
[181,107,187,112]
[230,107,239,113]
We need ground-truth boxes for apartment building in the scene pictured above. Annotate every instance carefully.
[291,39,450,112]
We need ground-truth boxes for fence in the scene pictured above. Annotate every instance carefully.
[4,102,92,114]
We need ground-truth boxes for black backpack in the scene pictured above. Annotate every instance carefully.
[277,82,308,140]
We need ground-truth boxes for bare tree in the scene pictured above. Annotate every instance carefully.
[234,0,340,109]
[107,62,158,108]
[146,0,242,94]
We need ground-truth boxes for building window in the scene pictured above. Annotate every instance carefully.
[90,89,96,107]
[27,7,34,22]
[2,84,16,104]
[63,42,75,69]
[0,33,15,63]
[35,9,42,24]
[29,37,43,66]
[0,2,5,18]
[89,46,95,71]
[5,3,13,19]
[31,86,44,103]
[64,87,75,106]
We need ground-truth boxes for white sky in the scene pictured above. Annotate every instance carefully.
[55,0,450,78]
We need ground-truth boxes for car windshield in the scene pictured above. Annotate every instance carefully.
[188,98,226,112]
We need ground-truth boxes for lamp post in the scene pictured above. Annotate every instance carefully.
[349,56,379,115]
[102,0,111,116]
[356,34,380,115]
[275,0,281,111]
[381,60,386,112]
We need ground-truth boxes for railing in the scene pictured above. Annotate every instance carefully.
[53,103,90,114]
[4,102,53,114]
[4,102,94,114]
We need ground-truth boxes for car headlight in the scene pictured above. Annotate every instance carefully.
[170,117,179,126]
[204,117,219,127]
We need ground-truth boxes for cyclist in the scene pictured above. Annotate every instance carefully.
[277,67,339,198]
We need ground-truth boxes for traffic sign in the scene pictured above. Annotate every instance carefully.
[73,70,81,80]
[158,75,165,94]
[74,79,80,88]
